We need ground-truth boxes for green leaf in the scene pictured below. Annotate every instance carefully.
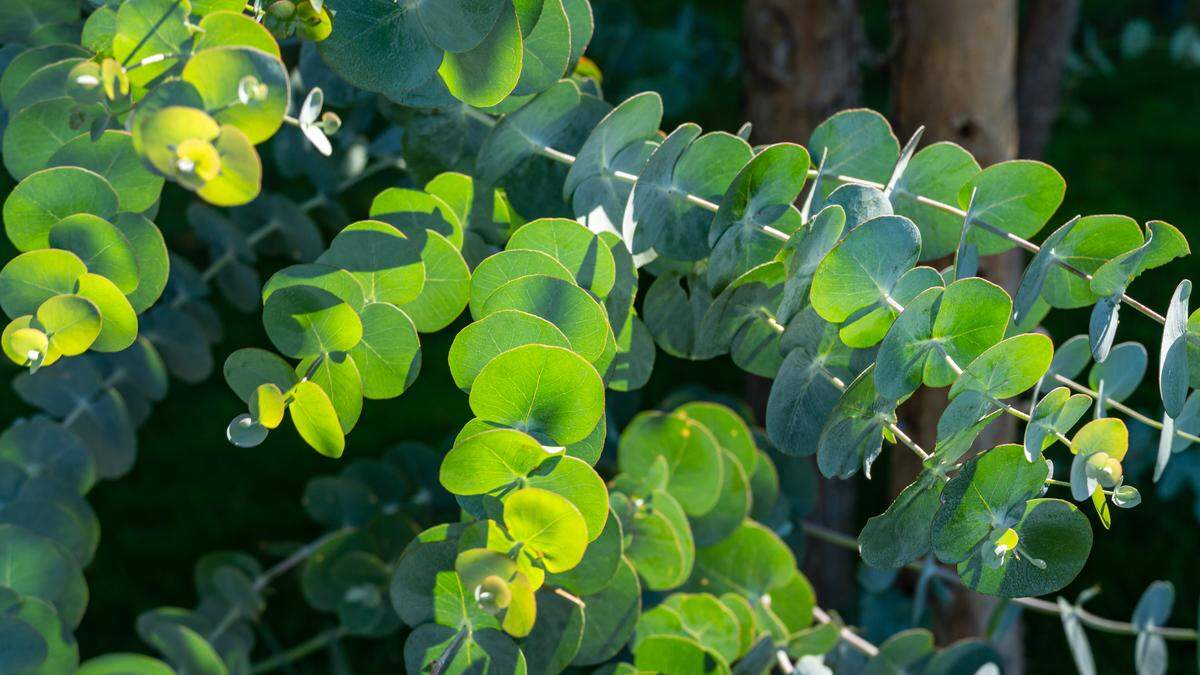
[889,141,981,260]
[48,130,165,213]
[874,285,943,401]
[507,218,617,299]
[776,204,846,324]
[296,352,363,433]
[958,160,1066,256]
[0,524,87,627]
[643,271,714,359]
[0,590,79,674]
[690,521,811,641]
[766,308,849,456]
[627,125,752,261]
[263,263,366,309]
[1132,581,1173,675]
[195,124,262,207]
[182,45,290,145]
[503,487,588,573]
[73,273,138,353]
[468,249,574,319]
[475,78,608,188]
[612,490,694,591]
[1025,387,1091,460]
[1091,221,1188,297]
[687,448,750,547]
[136,610,227,675]
[923,277,1011,387]
[113,0,192,86]
[817,365,896,479]
[404,624,526,674]
[923,640,1003,675]
[399,231,470,332]
[481,274,611,363]
[47,214,139,295]
[523,585,585,674]
[78,654,175,675]
[104,215,166,316]
[38,294,102,356]
[469,343,604,445]
[0,249,87,318]
[948,333,1054,401]
[838,264,942,350]
[811,214,921,325]
[4,167,120,252]
[634,634,729,675]
[318,220,426,307]
[1,46,87,108]
[564,92,662,203]
[262,285,363,358]
[440,428,550,494]
[0,417,96,495]
[863,629,935,675]
[1088,341,1147,404]
[415,0,506,52]
[707,143,810,293]
[859,469,944,569]
[525,455,608,541]
[1040,215,1145,310]
[449,309,570,391]
[317,0,442,100]
[932,443,1048,563]
[618,410,723,516]
[193,9,281,55]
[512,0,571,97]
[369,188,465,250]
[1160,280,1191,418]
[438,4,522,107]
[1070,417,1128,501]
[808,109,899,189]
[693,262,784,365]
[675,401,757,475]
[223,347,299,403]
[958,498,1092,598]
[571,556,641,666]
[2,98,98,182]
[546,507,623,595]
[346,302,421,400]
[289,380,344,458]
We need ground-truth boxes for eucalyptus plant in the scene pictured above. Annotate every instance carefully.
[1,1,1199,674]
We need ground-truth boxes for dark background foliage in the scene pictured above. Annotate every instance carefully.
[2,0,1198,671]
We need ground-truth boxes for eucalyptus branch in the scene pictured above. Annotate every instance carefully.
[252,526,353,594]
[478,104,1170,328]
[1053,374,1200,445]
[799,521,1198,641]
[178,155,407,309]
[763,313,931,461]
[249,626,348,674]
[812,606,879,658]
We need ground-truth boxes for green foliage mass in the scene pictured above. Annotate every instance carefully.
[0,1,1197,674]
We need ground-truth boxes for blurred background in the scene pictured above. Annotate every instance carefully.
[3,0,1199,672]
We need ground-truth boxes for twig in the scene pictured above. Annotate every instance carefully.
[799,521,1198,641]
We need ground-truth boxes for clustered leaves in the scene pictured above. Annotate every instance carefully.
[2,0,1199,673]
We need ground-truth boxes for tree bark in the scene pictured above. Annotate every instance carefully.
[1018,0,1081,158]
[743,0,865,143]
[888,0,1025,668]
[743,0,865,614]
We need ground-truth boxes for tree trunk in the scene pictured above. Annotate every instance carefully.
[743,0,865,143]
[888,0,1025,668]
[743,0,865,615]
[1018,0,1081,158]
